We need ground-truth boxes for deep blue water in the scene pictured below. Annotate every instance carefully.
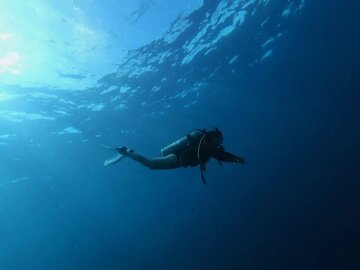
[0,0,359,269]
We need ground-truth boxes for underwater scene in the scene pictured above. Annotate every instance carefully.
[0,0,359,269]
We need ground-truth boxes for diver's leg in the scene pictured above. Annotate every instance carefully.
[122,151,179,170]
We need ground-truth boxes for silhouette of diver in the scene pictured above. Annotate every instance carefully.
[104,128,245,184]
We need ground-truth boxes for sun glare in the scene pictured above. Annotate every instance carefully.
[0,52,21,75]
[0,33,12,41]
[0,91,17,102]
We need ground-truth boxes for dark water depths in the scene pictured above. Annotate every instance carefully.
[0,0,359,269]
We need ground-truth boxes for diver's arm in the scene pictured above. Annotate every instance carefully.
[214,148,245,164]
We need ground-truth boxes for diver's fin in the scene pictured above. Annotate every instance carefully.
[104,153,126,166]
[100,144,118,152]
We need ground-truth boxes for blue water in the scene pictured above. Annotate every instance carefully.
[0,0,359,269]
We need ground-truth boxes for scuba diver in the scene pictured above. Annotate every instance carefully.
[103,128,245,184]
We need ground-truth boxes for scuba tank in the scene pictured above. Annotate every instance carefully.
[161,130,204,156]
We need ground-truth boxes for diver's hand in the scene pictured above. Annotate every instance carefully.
[234,156,245,164]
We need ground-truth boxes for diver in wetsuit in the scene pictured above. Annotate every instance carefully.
[105,128,245,183]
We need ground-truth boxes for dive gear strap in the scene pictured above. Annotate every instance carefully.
[197,133,207,184]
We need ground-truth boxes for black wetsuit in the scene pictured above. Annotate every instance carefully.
[178,138,241,167]
[117,130,245,174]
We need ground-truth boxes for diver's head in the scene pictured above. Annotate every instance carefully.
[206,128,223,146]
